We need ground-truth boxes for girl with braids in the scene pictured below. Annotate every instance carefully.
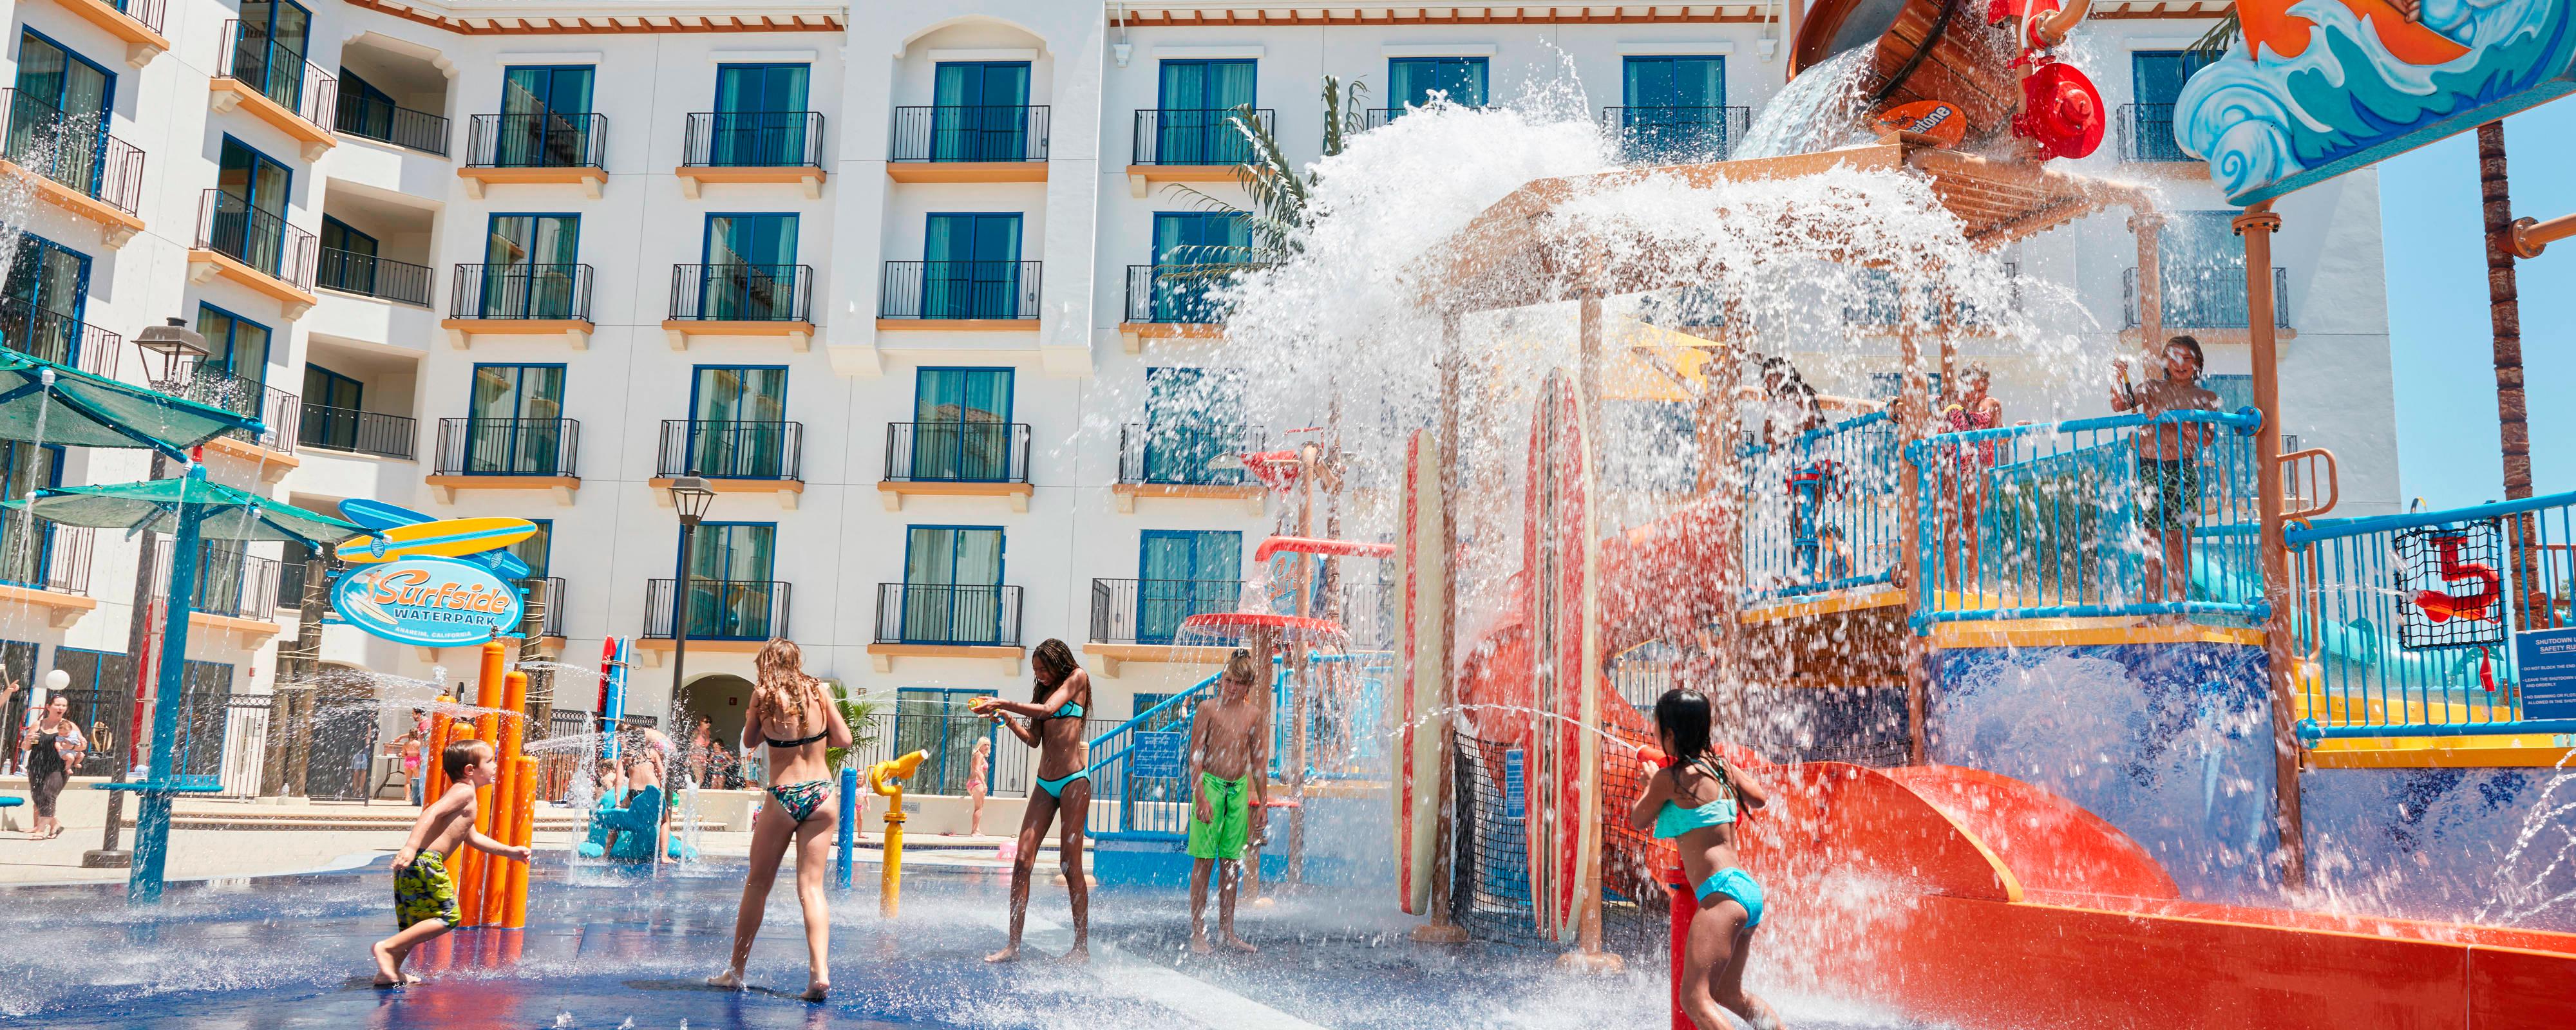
[969,638,1094,962]
[709,638,853,1000]
[1627,687,1786,1030]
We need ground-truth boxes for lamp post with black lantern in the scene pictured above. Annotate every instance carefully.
[659,474,715,863]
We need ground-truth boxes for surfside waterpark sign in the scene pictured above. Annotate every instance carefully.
[328,501,538,647]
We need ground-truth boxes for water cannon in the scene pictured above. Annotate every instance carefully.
[869,749,929,796]
[869,750,930,918]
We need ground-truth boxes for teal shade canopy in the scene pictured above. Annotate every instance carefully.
[0,351,265,459]
[7,473,361,545]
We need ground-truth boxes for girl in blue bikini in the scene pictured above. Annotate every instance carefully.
[710,638,853,1001]
[972,638,1093,963]
[1627,687,1787,1030]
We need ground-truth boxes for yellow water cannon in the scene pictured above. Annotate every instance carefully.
[869,750,929,917]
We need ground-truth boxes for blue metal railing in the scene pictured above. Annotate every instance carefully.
[1740,410,1902,602]
[2288,491,2576,743]
[1082,673,1221,841]
[1910,407,2268,628]
[1268,653,1390,782]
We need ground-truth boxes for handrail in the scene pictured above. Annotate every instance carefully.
[1083,673,1221,773]
[1907,406,2260,455]
[2288,487,2576,545]
[1741,407,1889,458]
[2280,447,2338,521]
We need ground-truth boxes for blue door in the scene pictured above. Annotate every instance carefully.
[1137,530,1242,644]
[1142,367,1245,484]
[912,368,1014,481]
[482,214,580,319]
[931,62,1030,162]
[701,214,799,321]
[688,366,788,478]
[465,363,565,474]
[3,235,91,367]
[0,442,62,589]
[1156,59,1256,164]
[713,64,810,165]
[1388,56,1486,109]
[1150,212,1249,322]
[1620,55,1727,160]
[921,213,1022,319]
[903,527,1005,645]
[2129,51,2215,161]
[499,66,595,166]
[8,31,115,199]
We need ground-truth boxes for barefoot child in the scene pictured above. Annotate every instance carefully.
[374,739,533,986]
[1186,649,1267,954]
[1627,688,1786,1030]
[967,735,992,837]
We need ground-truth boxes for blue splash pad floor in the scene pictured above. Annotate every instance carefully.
[0,857,1919,1029]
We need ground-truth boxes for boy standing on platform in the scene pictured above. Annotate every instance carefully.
[372,738,532,986]
[1186,650,1267,954]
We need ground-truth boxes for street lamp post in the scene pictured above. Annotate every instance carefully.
[660,474,715,864]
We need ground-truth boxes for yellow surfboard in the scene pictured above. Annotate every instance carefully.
[336,516,538,564]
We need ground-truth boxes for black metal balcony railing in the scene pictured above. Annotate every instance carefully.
[522,576,568,639]
[1340,581,1396,650]
[1124,263,1267,324]
[0,293,121,378]
[109,0,167,33]
[194,189,318,290]
[449,263,594,321]
[434,417,580,477]
[0,89,146,216]
[645,577,790,641]
[656,420,803,481]
[334,84,449,155]
[882,421,1031,483]
[681,111,822,167]
[1133,108,1274,165]
[1843,262,2021,326]
[875,583,1023,648]
[1360,104,1493,132]
[217,21,337,129]
[0,521,92,597]
[2124,267,2292,330]
[153,540,284,620]
[2119,104,2190,163]
[466,112,607,169]
[1087,577,1244,646]
[668,264,813,323]
[876,261,1042,321]
[1117,423,1259,486]
[153,364,300,453]
[316,247,435,306]
[889,106,1051,163]
[1602,106,1754,164]
[298,405,416,459]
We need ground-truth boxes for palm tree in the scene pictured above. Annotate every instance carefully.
[822,679,882,774]
[1159,76,1370,271]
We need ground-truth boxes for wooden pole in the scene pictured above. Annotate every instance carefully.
[1414,314,1471,945]
[1897,301,1932,765]
[2235,201,2307,891]
[2132,211,2166,365]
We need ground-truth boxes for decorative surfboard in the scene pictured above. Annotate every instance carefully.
[336,516,538,565]
[1522,370,1596,944]
[333,500,531,579]
[598,636,631,761]
[1395,429,1448,916]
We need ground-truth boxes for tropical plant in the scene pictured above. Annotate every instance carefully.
[2186,10,2242,62]
[1159,75,1371,272]
[821,677,883,774]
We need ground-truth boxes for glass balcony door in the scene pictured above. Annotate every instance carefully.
[1151,212,1249,321]
[216,137,292,276]
[931,61,1029,162]
[465,364,565,474]
[1620,55,1727,159]
[920,212,1021,319]
[9,32,114,198]
[902,527,1004,645]
[481,214,579,319]
[498,65,594,167]
[300,363,362,451]
[688,366,788,478]
[712,64,810,166]
[1142,366,1245,484]
[233,0,311,112]
[911,368,1014,482]
[683,522,776,639]
[0,442,62,589]
[3,235,90,366]
[701,213,798,321]
[1388,56,1486,108]
[1137,530,1242,644]
[194,303,272,404]
[1156,59,1255,164]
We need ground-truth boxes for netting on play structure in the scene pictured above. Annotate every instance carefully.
[2393,521,2508,650]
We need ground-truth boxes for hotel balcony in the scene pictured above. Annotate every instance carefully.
[150,540,285,648]
[1126,108,1271,196]
[2117,104,2193,164]
[2124,267,2293,341]
[663,263,814,350]
[677,111,824,196]
[211,21,337,158]
[187,189,319,319]
[654,419,804,507]
[335,89,449,156]
[878,420,1031,511]
[442,263,596,349]
[1120,263,1260,350]
[638,577,790,664]
[297,406,415,460]
[869,583,1023,673]
[875,261,1041,330]
[0,89,146,247]
[887,105,1049,182]
[316,248,435,308]
[0,522,98,629]
[0,294,122,378]
[1083,577,1242,675]
[151,364,301,475]
[1602,106,1752,164]
[462,112,608,196]
[39,0,171,68]
[428,416,580,504]
[1113,423,1265,512]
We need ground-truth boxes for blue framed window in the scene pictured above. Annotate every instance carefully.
[911,368,1014,482]
[680,521,779,640]
[687,365,789,478]
[497,65,595,167]
[1388,56,1486,108]
[513,519,553,580]
[0,441,64,590]
[2128,51,2214,162]
[712,64,811,166]
[317,215,378,295]
[894,686,999,794]
[1137,529,1242,645]
[698,213,799,321]
[3,233,93,367]
[214,136,292,276]
[337,70,398,141]
[920,212,1022,319]
[900,526,1005,645]
[1157,59,1256,164]
[8,30,115,199]
[1150,212,1249,322]
[1141,367,1247,485]
[464,363,565,474]
[930,61,1031,162]
[2159,211,2246,326]
[231,0,313,112]
[480,213,580,319]
[194,303,273,386]
[1618,55,1729,160]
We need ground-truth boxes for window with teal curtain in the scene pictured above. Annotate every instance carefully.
[8,32,113,198]
[511,520,553,580]
[0,442,62,588]
[466,364,564,474]
[216,138,291,276]
[2130,51,2214,162]
[700,214,799,321]
[498,66,594,167]
[1620,55,1727,160]
[1157,59,1256,164]
[1151,212,1249,322]
[1137,529,1242,644]
[712,64,810,165]
[912,368,1014,481]
[685,523,777,639]
[1142,367,1245,484]
[2159,212,2242,326]
[903,527,1005,644]
[688,366,788,478]
[232,1,311,112]
[921,213,1021,319]
[194,303,271,392]
[482,214,579,319]
[931,62,1028,162]
[4,234,91,366]
[1388,57,1487,109]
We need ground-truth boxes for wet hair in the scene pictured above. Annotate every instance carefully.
[1960,362,1991,386]
[1224,648,1258,685]
[442,738,495,780]
[1653,688,1714,763]
[753,638,826,736]
[2164,335,2204,370]
[1030,639,1080,698]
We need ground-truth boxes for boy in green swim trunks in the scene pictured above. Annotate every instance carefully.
[372,738,532,986]
[1186,650,1268,954]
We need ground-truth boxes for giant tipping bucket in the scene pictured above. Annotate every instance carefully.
[1792,0,2105,160]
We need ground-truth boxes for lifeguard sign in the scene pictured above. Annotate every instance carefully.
[328,499,537,647]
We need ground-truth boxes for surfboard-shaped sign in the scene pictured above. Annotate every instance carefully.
[337,498,439,532]
[331,556,526,648]
[337,517,538,565]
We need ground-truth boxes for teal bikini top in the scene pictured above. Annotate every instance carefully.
[1051,700,1084,720]
[1651,758,1739,840]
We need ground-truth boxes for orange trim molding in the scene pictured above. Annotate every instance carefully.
[44,0,170,66]
[878,480,1033,512]
[1118,321,1226,352]
[185,249,319,320]
[459,165,607,198]
[440,317,594,350]
[1083,642,1237,678]
[887,162,1048,184]
[1109,482,1265,514]
[200,435,302,483]
[662,319,814,351]
[867,642,1025,675]
[0,581,99,629]
[209,79,335,159]
[424,474,580,506]
[341,1,844,35]
[0,159,144,248]
[650,476,804,509]
[676,165,824,198]
[1111,6,1766,27]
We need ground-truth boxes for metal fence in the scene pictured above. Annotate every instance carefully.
[0,292,121,378]
[2289,491,2576,742]
[1116,423,1260,485]
[668,263,812,322]
[1123,264,1264,324]
[1911,407,2266,627]
[334,84,449,154]
[1132,108,1273,165]
[1451,732,1544,941]
[0,88,146,216]
[1740,411,1904,602]
[216,21,336,129]
[316,248,435,306]
[151,540,285,620]
[2124,267,2291,330]
[681,111,822,167]
[644,578,791,641]
[151,362,301,454]
[875,260,1042,320]
[298,405,416,458]
[837,712,1048,798]
[449,263,594,321]
[466,112,607,169]
[873,583,1023,648]
[2119,103,2188,163]
[109,0,166,33]
[1,521,95,597]
[881,421,1030,483]
[1081,676,1218,840]
[1602,105,1752,164]
[434,417,579,477]
[656,420,802,481]
[194,189,318,290]
[1087,577,1244,646]
[523,576,569,639]
[889,105,1050,163]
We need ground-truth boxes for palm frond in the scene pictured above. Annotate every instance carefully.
[2186,9,2242,61]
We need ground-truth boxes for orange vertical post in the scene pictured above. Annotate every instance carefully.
[456,642,510,926]
[482,672,529,926]
[504,758,535,928]
[422,715,452,803]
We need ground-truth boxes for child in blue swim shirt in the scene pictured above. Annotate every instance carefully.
[1627,688,1787,1030]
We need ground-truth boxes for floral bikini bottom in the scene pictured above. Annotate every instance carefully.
[766,779,833,824]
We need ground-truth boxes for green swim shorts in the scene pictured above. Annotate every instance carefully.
[2135,456,2201,532]
[393,850,460,930]
[1186,772,1251,861]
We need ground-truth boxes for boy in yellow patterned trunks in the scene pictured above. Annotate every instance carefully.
[372,738,533,986]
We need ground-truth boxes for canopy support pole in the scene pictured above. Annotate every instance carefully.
[2236,201,2307,892]
[129,469,205,903]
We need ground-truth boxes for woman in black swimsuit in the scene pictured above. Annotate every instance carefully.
[21,694,86,839]
[711,639,851,1000]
